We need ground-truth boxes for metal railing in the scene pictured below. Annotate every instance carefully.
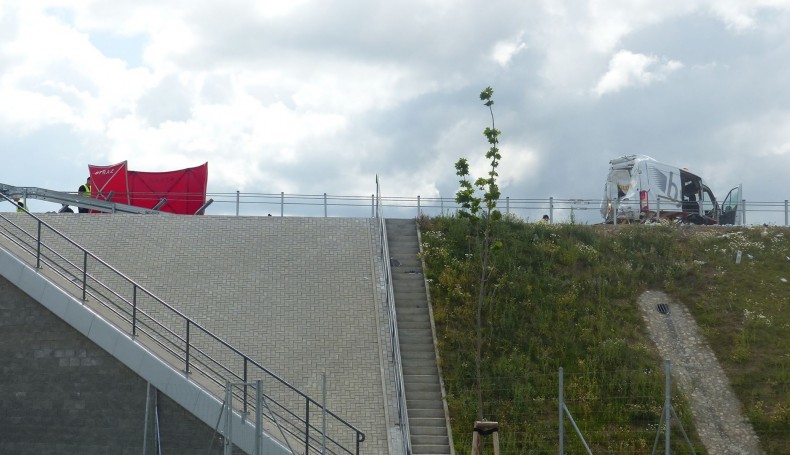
[0,194,365,455]
[10,186,790,226]
[375,177,412,455]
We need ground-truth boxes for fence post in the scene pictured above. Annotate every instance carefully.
[132,285,137,336]
[786,200,788,227]
[280,192,285,217]
[324,193,328,217]
[322,372,327,454]
[224,382,233,455]
[371,194,375,218]
[417,195,421,217]
[741,199,746,226]
[559,366,564,455]
[549,197,554,223]
[185,320,190,373]
[665,360,671,455]
[506,196,510,215]
[236,190,240,216]
[255,379,262,455]
[82,251,87,301]
[656,197,661,222]
[36,220,42,268]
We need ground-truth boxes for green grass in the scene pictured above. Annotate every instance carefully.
[418,216,790,454]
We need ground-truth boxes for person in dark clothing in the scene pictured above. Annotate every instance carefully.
[78,176,91,213]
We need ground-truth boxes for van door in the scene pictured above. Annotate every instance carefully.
[719,186,742,225]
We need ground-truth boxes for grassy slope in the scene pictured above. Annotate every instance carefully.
[418,216,790,454]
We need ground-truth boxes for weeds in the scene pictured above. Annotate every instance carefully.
[420,218,790,453]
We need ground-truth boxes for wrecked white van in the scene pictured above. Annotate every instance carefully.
[600,155,741,224]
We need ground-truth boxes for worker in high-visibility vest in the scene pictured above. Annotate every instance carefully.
[78,176,91,213]
[14,197,26,212]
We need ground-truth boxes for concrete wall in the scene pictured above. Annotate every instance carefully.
[0,275,240,454]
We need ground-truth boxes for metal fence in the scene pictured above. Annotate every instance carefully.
[0,194,365,455]
[184,192,790,226]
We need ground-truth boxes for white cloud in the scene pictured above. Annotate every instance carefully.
[593,50,683,97]
[491,32,527,67]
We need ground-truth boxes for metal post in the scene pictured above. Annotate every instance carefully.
[785,200,788,227]
[36,220,42,268]
[255,379,262,455]
[143,382,151,455]
[656,197,661,222]
[185,321,190,373]
[559,367,564,455]
[506,196,510,215]
[82,251,87,301]
[132,285,137,336]
[280,192,285,217]
[665,360,671,455]
[224,382,233,455]
[549,197,554,223]
[243,360,248,415]
[417,195,421,217]
[322,372,327,454]
[236,190,240,216]
[324,193,328,217]
[741,198,746,226]
[371,194,375,218]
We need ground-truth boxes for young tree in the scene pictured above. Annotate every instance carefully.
[455,86,502,420]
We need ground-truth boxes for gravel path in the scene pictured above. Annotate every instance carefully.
[638,290,764,455]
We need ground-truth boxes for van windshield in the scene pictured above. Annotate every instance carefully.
[609,169,633,198]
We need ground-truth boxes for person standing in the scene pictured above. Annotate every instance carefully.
[14,197,27,213]
[78,176,91,213]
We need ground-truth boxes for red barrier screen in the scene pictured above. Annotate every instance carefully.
[88,162,208,215]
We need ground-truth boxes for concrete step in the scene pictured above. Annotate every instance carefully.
[403,364,440,377]
[412,443,451,454]
[404,374,440,384]
[410,421,448,436]
[405,391,443,402]
[396,319,431,330]
[392,280,426,292]
[408,407,446,419]
[405,382,441,394]
[397,330,434,343]
[400,350,438,361]
[411,435,450,446]
[407,398,444,410]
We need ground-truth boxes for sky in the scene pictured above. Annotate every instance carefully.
[2,0,790,223]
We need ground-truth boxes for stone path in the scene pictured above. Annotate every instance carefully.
[637,290,764,455]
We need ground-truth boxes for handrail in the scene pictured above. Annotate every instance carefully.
[375,176,412,455]
[0,194,365,455]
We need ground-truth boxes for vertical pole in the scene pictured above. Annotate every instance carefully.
[236,190,240,216]
[82,251,88,301]
[243,360,248,415]
[324,193,328,217]
[132,285,137,336]
[559,367,564,455]
[665,360,671,455]
[417,195,421,217]
[304,400,310,455]
[281,192,285,217]
[613,199,618,225]
[36,220,42,268]
[371,194,375,218]
[322,372,327,455]
[185,321,190,373]
[506,196,510,215]
[549,197,554,224]
[785,200,788,227]
[656,197,661,222]
[224,382,232,455]
[143,382,151,455]
[441,197,445,215]
[741,198,746,226]
[255,379,262,455]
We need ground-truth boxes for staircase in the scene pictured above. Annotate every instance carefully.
[385,219,452,455]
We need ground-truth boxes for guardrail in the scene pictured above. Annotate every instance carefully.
[375,177,412,455]
[11,188,790,226]
[0,194,365,455]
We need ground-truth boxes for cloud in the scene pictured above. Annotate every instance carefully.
[491,32,527,67]
[593,50,683,97]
